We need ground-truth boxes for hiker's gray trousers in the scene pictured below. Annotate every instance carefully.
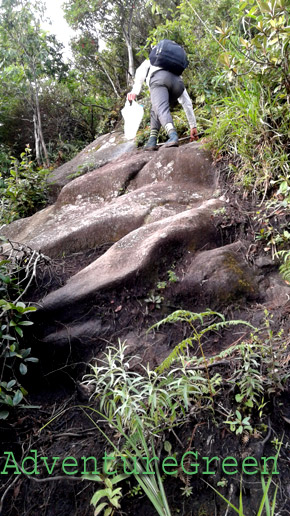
[149,70,185,132]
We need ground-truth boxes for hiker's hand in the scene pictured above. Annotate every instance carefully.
[127,92,136,103]
[190,127,198,141]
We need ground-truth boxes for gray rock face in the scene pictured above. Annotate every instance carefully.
[2,133,288,358]
[2,143,218,258]
[41,198,222,311]
[175,241,258,305]
[47,131,136,200]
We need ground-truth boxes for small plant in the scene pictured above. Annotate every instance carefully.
[157,281,167,290]
[224,409,253,435]
[232,344,264,409]
[83,461,128,516]
[167,270,179,283]
[145,292,164,309]
[180,485,193,497]
[217,478,228,488]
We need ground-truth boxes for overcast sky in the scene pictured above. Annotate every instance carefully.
[42,0,75,58]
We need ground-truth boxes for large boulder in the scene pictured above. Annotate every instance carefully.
[2,143,219,258]
[47,131,136,200]
[174,241,258,305]
[40,197,223,312]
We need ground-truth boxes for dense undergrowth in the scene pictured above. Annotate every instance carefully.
[43,310,289,515]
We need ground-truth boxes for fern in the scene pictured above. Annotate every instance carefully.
[156,338,194,373]
[277,250,290,283]
[148,309,225,334]
[149,309,255,374]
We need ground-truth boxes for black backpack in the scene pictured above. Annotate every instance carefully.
[149,39,188,76]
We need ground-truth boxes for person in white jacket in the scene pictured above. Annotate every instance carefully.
[127,59,198,150]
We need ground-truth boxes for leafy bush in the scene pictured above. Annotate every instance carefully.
[206,0,290,192]
[0,237,47,419]
[0,146,49,225]
[0,143,11,179]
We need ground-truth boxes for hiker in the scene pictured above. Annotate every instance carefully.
[127,39,198,150]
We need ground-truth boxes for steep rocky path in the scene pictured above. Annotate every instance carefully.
[2,131,290,366]
[2,131,290,516]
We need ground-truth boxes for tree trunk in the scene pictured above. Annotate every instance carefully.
[122,4,135,86]
[33,113,41,166]
[126,40,135,86]
[34,81,50,168]
[98,61,121,98]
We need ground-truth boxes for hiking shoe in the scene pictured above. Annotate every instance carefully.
[144,136,158,151]
[164,130,179,147]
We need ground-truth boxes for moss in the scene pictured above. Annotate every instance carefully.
[222,253,255,297]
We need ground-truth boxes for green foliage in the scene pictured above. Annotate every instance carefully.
[205,442,281,516]
[82,340,221,438]
[225,409,253,435]
[206,0,290,194]
[0,146,48,224]
[149,309,255,375]
[145,292,164,309]
[229,324,287,413]
[83,464,127,516]
[43,305,289,513]
[276,250,290,283]
[0,238,45,419]
[0,0,69,165]
[0,144,11,179]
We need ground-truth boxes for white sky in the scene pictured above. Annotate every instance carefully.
[42,0,75,59]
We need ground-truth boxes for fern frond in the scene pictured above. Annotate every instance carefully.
[156,338,194,374]
[276,250,290,283]
[148,309,225,333]
[198,319,256,337]
[153,309,256,374]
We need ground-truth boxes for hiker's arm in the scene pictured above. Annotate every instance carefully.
[128,60,150,100]
[178,89,198,140]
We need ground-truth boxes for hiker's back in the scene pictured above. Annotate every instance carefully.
[149,40,188,76]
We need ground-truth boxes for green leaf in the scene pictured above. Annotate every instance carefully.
[164,440,172,454]
[7,379,16,389]
[235,394,243,402]
[19,363,28,375]
[21,348,31,359]
[25,357,39,363]
[13,390,23,406]
[91,488,112,507]
[82,473,103,482]
[15,326,24,338]
[94,502,109,515]
[203,480,246,515]
[111,473,130,484]
[0,410,9,419]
